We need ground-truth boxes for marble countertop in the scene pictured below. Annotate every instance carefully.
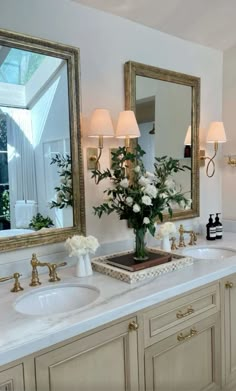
[1,233,236,367]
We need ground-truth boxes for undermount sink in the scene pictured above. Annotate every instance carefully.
[181,246,236,260]
[14,283,100,316]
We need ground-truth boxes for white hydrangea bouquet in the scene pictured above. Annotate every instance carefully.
[65,235,99,277]
[92,145,190,261]
[157,222,177,251]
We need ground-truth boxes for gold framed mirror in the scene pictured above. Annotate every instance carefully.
[0,28,85,252]
[124,61,200,221]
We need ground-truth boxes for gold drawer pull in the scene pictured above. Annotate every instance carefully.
[176,306,194,319]
[225,281,234,289]
[128,321,139,331]
[177,328,197,342]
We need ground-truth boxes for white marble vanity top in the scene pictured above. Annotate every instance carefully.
[1,233,236,367]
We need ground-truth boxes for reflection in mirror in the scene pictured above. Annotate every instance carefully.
[125,61,200,221]
[0,29,85,251]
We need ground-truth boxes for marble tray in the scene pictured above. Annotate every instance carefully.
[92,247,193,284]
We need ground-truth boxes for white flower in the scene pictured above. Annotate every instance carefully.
[133,203,140,213]
[165,178,176,190]
[126,196,133,206]
[146,171,155,180]
[138,176,150,186]
[120,178,129,188]
[144,184,158,198]
[65,235,100,256]
[142,195,152,206]
[158,222,176,238]
[134,166,141,173]
[143,217,150,225]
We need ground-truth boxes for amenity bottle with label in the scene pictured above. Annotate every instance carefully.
[206,214,216,240]
[214,213,223,239]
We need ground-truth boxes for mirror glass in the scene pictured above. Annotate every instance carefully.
[0,29,85,251]
[125,61,200,221]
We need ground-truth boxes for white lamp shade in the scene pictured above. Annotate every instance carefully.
[206,121,227,143]
[184,125,191,145]
[88,109,114,138]
[116,110,140,139]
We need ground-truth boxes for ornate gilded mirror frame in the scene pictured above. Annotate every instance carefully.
[0,28,85,252]
[125,61,200,221]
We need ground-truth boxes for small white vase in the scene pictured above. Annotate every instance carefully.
[75,254,87,277]
[84,253,93,276]
[161,235,171,252]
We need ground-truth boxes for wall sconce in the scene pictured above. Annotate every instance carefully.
[87,109,114,173]
[201,121,227,178]
[184,125,191,158]
[115,110,140,148]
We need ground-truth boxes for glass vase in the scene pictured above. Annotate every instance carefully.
[133,227,149,261]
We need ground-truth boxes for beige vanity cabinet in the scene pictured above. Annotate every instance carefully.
[0,364,25,391]
[221,273,236,390]
[142,283,221,391]
[35,316,139,391]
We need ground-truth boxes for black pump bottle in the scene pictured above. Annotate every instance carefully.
[206,214,216,240]
[214,213,223,239]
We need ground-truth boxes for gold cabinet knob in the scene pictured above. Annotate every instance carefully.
[225,281,234,289]
[128,321,139,331]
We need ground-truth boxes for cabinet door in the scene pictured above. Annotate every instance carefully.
[0,364,25,391]
[145,314,221,391]
[35,317,139,391]
[223,273,236,387]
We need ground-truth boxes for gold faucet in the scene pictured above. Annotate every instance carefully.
[178,224,197,247]
[0,272,24,292]
[29,253,67,286]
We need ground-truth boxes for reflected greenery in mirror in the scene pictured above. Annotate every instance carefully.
[0,28,85,252]
[124,61,200,221]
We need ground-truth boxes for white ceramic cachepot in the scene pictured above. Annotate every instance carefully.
[75,254,87,277]
[84,253,93,276]
[161,234,171,252]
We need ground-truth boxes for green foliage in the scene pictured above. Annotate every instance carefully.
[1,189,10,222]
[50,154,73,209]
[29,213,54,231]
[92,145,191,236]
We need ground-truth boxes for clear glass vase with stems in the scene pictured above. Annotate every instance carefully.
[133,226,149,261]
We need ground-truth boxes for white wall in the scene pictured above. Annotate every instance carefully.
[222,45,236,219]
[0,0,223,266]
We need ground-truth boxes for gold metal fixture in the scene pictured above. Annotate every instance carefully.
[227,156,236,167]
[178,224,197,247]
[128,321,139,331]
[87,148,98,170]
[29,253,67,286]
[0,272,24,292]
[225,281,234,289]
[47,262,67,282]
[177,328,198,342]
[176,306,195,319]
[170,237,178,251]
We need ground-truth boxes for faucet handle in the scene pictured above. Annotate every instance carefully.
[48,262,67,282]
[0,272,24,292]
[178,224,186,247]
[170,237,178,251]
[189,231,198,246]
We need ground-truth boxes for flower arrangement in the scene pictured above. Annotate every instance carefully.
[158,222,177,238]
[65,235,100,257]
[92,144,190,261]
[50,154,73,209]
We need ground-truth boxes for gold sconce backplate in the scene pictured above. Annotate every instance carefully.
[199,150,206,167]
[87,148,98,170]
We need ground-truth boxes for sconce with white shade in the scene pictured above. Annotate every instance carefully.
[184,125,191,158]
[201,121,227,178]
[87,109,114,173]
[116,110,140,148]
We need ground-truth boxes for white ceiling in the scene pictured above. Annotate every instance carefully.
[71,0,236,51]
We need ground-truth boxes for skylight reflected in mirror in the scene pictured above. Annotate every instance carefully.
[0,47,46,85]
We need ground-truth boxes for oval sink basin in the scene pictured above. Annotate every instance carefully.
[14,283,100,316]
[182,247,236,260]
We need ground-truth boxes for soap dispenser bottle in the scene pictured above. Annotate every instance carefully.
[214,213,223,239]
[206,214,216,240]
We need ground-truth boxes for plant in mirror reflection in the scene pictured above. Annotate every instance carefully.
[49,154,73,209]
[92,145,191,259]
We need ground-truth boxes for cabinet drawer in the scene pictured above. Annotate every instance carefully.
[143,283,220,347]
